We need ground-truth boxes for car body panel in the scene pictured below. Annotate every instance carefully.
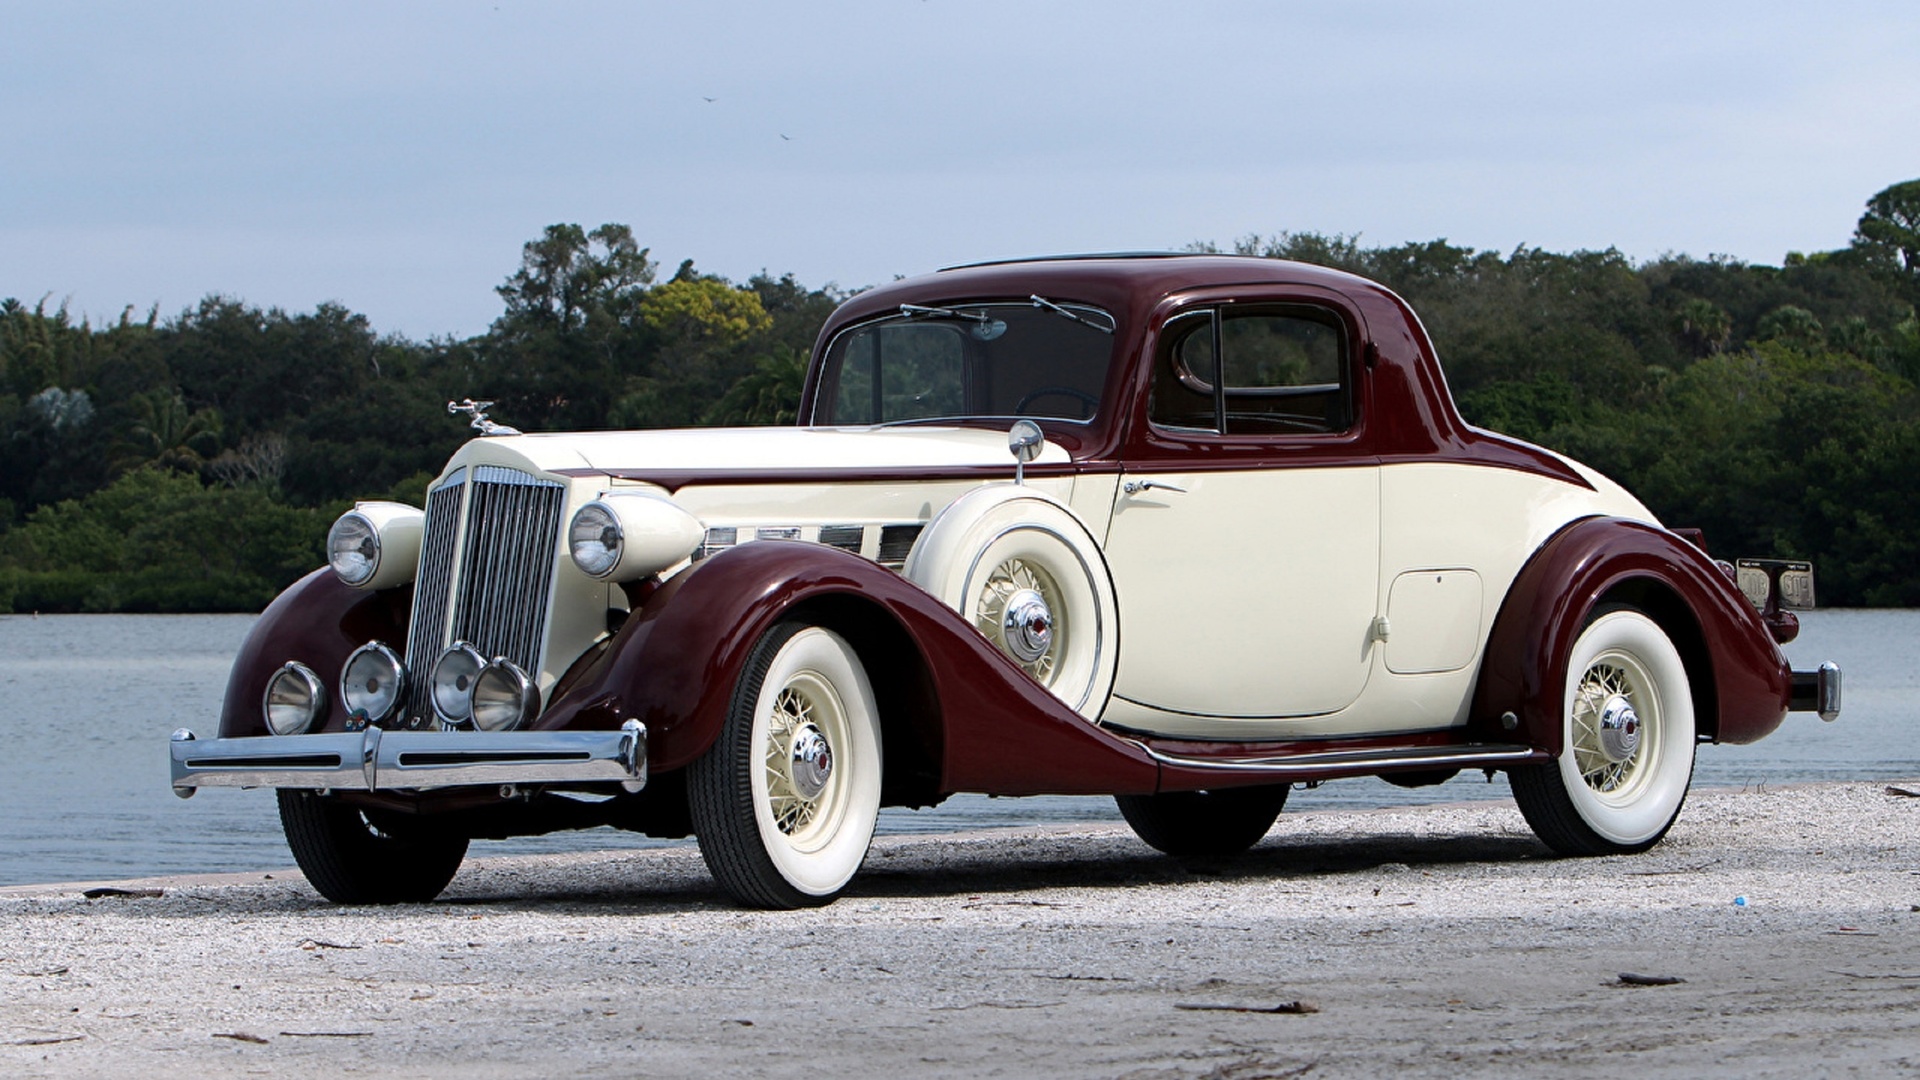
[189,253,1822,853]
[1102,464,1381,722]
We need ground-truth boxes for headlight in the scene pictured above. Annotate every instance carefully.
[470,659,539,732]
[568,502,623,578]
[341,642,405,724]
[326,502,425,590]
[263,662,326,735]
[430,642,486,726]
[566,494,704,582]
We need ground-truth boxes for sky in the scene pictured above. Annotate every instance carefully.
[4,1,1918,340]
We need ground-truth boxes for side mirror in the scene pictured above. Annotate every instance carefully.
[1007,420,1045,485]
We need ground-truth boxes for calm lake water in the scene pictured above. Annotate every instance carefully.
[0,610,1912,886]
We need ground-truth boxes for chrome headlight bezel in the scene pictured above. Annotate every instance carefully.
[566,493,705,582]
[568,502,624,579]
[327,501,425,590]
[262,661,326,736]
[340,641,406,725]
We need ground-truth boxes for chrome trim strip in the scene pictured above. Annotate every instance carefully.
[169,721,648,794]
[1134,741,1543,778]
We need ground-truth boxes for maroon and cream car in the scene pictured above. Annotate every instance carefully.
[169,255,1840,909]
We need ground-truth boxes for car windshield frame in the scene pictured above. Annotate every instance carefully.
[809,299,1120,428]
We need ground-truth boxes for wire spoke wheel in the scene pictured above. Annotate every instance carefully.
[760,678,850,847]
[904,488,1117,720]
[1511,607,1696,855]
[974,555,1065,687]
[690,622,882,908]
[1570,658,1652,796]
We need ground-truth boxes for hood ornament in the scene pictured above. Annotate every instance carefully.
[448,399,521,437]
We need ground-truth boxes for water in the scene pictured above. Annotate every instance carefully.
[0,611,1911,886]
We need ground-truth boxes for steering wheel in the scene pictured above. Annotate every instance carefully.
[1013,386,1100,418]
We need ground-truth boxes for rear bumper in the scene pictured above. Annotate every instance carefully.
[169,720,647,797]
[1789,661,1842,722]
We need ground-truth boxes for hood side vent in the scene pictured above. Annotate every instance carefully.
[877,524,924,568]
[820,525,865,555]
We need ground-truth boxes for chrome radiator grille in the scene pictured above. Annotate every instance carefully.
[402,465,567,724]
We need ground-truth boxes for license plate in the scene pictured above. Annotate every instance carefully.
[1735,559,1816,611]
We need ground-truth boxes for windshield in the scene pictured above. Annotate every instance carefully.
[813,299,1117,425]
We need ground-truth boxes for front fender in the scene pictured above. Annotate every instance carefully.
[539,541,1159,796]
[1469,517,1792,753]
[217,569,412,738]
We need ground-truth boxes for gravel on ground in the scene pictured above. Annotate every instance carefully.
[3,782,1917,1078]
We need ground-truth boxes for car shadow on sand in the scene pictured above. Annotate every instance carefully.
[429,827,1550,914]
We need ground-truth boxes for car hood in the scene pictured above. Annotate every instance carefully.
[440,425,1073,484]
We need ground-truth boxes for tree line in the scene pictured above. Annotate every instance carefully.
[3,182,1917,611]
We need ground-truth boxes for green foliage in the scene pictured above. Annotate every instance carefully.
[1852,179,1920,289]
[703,348,807,426]
[5,184,1920,610]
[0,467,327,612]
[641,278,772,342]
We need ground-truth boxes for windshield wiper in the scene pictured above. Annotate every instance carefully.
[899,303,992,324]
[1030,295,1114,334]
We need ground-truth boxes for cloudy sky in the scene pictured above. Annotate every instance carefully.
[4,1,1917,339]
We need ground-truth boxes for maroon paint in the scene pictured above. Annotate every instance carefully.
[535,540,1161,797]
[216,569,411,739]
[793,255,1591,489]
[1468,516,1792,754]
[216,256,1793,803]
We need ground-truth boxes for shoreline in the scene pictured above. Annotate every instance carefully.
[5,781,1918,1077]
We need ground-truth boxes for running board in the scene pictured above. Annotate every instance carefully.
[1137,741,1546,781]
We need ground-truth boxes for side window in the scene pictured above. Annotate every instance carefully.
[1149,305,1351,435]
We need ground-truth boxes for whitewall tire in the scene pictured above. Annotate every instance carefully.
[690,622,882,908]
[1511,607,1696,855]
[905,486,1118,720]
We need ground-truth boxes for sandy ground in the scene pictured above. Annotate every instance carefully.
[2,782,1918,1079]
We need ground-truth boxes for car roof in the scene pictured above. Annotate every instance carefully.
[827,254,1383,330]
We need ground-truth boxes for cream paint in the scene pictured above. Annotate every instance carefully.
[427,429,1657,741]
[437,425,1077,477]
[407,438,617,705]
[427,429,1067,709]
[1097,458,1654,741]
[1384,570,1483,675]
[1101,467,1382,720]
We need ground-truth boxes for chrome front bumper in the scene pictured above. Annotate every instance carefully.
[169,720,647,797]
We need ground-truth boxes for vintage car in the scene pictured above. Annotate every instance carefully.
[169,254,1842,909]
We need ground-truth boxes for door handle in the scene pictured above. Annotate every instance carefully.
[1122,480,1187,496]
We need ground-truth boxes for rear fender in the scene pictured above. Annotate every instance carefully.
[1469,516,1791,753]
[539,541,1159,797]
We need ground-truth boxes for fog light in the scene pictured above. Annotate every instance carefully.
[431,642,486,726]
[263,662,326,735]
[341,642,405,724]
[471,659,539,732]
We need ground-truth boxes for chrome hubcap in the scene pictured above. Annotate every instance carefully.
[1001,588,1054,665]
[1572,658,1654,795]
[977,557,1063,686]
[1597,693,1640,763]
[789,723,834,801]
